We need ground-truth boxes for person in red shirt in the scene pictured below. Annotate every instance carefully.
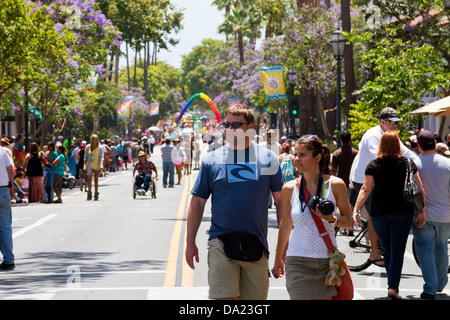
[133,151,158,195]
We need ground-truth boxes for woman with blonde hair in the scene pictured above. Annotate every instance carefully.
[353,130,426,299]
[83,134,104,200]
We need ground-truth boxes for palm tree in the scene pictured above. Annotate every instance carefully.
[219,7,252,65]
[213,0,239,40]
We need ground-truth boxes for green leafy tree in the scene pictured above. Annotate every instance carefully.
[181,39,224,98]
[347,0,450,143]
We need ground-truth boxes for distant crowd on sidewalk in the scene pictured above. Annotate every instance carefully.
[0,133,162,205]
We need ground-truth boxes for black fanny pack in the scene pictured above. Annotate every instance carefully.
[218,233,264,262]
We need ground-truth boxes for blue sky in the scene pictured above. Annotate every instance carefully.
[119,0,226,69]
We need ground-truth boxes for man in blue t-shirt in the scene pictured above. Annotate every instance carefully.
[185,104,285,300]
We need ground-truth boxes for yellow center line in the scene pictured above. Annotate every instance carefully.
[163,175,190,287]
[181,173,195,287]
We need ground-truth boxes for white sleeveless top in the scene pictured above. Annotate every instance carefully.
[286,176,338,259]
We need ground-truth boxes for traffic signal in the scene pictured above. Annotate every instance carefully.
[288,95,300,119]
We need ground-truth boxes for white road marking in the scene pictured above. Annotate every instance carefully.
[12,213,58,239]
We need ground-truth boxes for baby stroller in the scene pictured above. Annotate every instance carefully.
[63,174,77,189]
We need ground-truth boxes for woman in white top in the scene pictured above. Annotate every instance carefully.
[273,134,353,300]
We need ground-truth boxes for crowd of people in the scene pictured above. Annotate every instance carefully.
[0,103,448,299]
[0,133,163,205]
[185,104,450,301]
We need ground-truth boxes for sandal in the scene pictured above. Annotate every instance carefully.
[388,289,402,300]
[368,258,385,268]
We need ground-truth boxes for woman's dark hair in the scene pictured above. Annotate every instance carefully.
[296,135,331,174]
[30,142,39,153]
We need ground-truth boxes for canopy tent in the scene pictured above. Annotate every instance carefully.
[410,96,450,115]
[431,105,450,116]
[410,96,450,140]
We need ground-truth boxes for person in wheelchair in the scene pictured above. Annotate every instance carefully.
[133,151,158,196]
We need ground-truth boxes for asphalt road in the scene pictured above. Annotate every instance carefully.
[0,143,448,301]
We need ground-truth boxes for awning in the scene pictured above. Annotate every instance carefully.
[431,105,450,116]
[410,96,450,115]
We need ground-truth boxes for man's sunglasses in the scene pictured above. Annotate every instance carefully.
[387,120,400,125]
[222,121,251,129]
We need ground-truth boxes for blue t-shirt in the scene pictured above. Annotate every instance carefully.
[191,142,285,257]
[44,170,53,186]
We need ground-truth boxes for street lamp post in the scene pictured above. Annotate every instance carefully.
[287,69,297,137]
[331,29,346,148]
[443,0,450,11]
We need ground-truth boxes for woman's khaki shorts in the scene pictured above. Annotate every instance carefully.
[207,237,269,300]
[285,256,337,300]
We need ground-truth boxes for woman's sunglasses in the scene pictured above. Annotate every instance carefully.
[222,121,251,129]
[301,134,318,141]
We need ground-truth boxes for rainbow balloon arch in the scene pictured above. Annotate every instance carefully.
[176,93,222,123]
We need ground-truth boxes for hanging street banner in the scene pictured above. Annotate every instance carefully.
[149,103,159,116]
[118,96,134,119]
[259,65,286,100]
[227,99,240,107]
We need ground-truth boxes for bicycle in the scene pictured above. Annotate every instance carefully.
[335,218,376,271]
[335,218,450,273]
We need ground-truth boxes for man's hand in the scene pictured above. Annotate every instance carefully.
[185,241,199,270]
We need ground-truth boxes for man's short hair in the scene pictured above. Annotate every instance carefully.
[225,104,254,124]
[417,130,436,151]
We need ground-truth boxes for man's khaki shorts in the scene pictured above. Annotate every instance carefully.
[207,237,269,300]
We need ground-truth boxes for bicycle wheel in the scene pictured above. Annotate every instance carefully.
[335,219,372,271]
[151,181,156,199]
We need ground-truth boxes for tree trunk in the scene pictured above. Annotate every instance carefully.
[108,51,114,82]
[341,0,356,128]
[133,50,138,88]
[317,95,332,145]
[126,43,130,90]
[238,30,244,65]
[114,45,120,84]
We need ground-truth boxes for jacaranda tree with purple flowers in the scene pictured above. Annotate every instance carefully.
[1,0,122,142]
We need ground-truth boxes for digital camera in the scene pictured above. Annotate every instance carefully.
[307,196,335,216]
